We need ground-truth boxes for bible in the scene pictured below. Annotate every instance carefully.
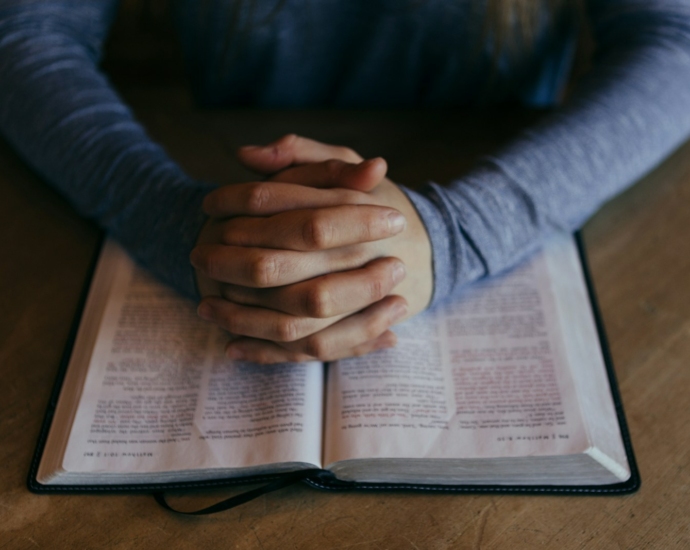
[29,233,639,496]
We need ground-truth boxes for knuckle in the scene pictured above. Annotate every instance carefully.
[304,283,332,318]
[304,335,331,361]
[302,214,334,249]
[195,249,219,276]
[360,211,380,241]
[244,182,272,214]
[367,275,387,303]
[274,318,301,342]
[248,253,281,287]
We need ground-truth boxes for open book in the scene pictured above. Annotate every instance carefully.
[31,233,638,494]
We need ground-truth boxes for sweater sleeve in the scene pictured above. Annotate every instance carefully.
[0,0,215,298]
[405,0,690,309]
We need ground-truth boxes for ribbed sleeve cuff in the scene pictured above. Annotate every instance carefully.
[401,183,487,310]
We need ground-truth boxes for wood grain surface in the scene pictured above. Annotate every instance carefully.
[1,94,689,549]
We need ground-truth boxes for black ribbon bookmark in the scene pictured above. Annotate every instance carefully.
[153,470,319,515]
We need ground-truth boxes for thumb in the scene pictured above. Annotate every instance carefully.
[267,157,388,193]
[237,134,364,175]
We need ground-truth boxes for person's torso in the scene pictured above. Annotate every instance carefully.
[172,0,576,108]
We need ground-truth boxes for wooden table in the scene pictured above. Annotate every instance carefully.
[1,93,689,548]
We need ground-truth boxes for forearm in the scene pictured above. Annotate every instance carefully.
[0,0,214,297]
[410,0,690,308]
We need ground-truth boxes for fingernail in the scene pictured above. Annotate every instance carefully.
[387,211,406,233]
[390,301,408,323]
[226,347,245,360]
[362,156,385,166]
[189,249,202,269]
[197,303,214,320]
[392,262,406,285]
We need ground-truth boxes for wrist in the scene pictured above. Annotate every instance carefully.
[400,183,485,310]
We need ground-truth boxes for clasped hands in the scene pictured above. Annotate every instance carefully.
[191,135,433,364]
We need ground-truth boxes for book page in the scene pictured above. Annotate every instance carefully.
[324,235,592,466]
[45,242,323,483]
[542,235,629,479]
